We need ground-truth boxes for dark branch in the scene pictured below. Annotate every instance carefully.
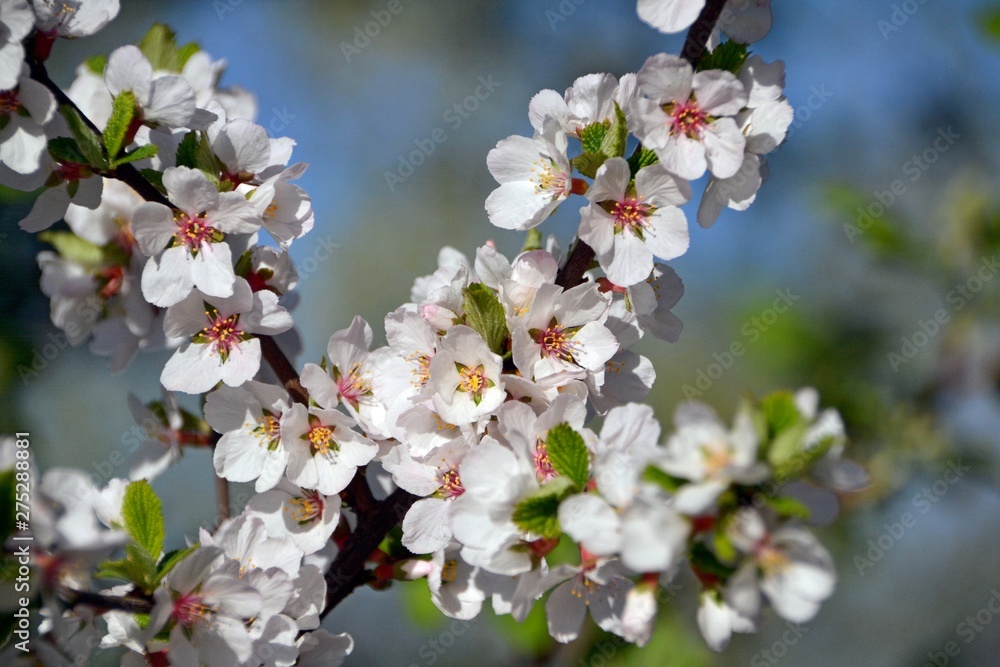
[258,335,309,405]
[62,588,153,615]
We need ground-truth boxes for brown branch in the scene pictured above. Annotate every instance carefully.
[61,588,153,615]
[321,487,418,617]
[258,335,309,405]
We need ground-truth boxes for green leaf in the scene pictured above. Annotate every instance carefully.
[511,477,574,539]
[111,143,158,168]
[60,105,107,169]
[761,390,802,438]
[765,495,812,520]
[104,90,136,160]
[522,228,543,252]
[689,542,736,580]
[121,480,165,558]
[96,557,150,586]
[138,24,199,72]
[579,122,608,154]
[627,145,659,177]
[545,423,589,489]
[572,151,607,180]
[462,283,510,356]
[175,131,220,178]
[642,464,685,493]
[155,545,198,584]
[978,8,1000,44]
[85,53,108,75]
[767,421,809,475]
[823,183,908,257]
[711,527,739,565]
[46,137,88,165]
[140,168,165,193]
[697,40,750,74]
[38,231,105,266]
[598,103,628,159]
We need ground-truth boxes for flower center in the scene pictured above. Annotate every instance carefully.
[196,308,245,360]
[531,158,568,199]
[667,99,708,138]
[174,212,221,252]
[533,320,576,362]
[334,363,371,410]
[455,363,493,405]
[252,413,281,450]
[757,544,791,574]
[98,265,125,300]
[438,467,465,499]
[533,438,556,482]
[406,351,432,389]
[288,490,324,524]
[611,197,653,236]
[172,592,214,628]
[702,443,732,476]
[0,90,20,115]
[306,424,338,456]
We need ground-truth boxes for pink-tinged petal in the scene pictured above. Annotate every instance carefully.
[216,337,261,387]
[586,156,631,203]
[163,166,220,214]
[637,53,693,102]
[637,0,704,34]
[131,202,177,256]
[703,118,746,179]
[635,163,691,207]
[19,185,69,233]
[161,343,222,394]
[659,133,707,180]
[693,70,748,117]
[104,46,151,100]
[141,247,194,307]
[190,241,236,299]
[402,498,452,554]
[545,579,588,643]
[145,74,196,128]
[578,204,615,256]
[643,205,689,261]
[486,181,553,231]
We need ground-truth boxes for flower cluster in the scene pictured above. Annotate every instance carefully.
[0,0,867,664]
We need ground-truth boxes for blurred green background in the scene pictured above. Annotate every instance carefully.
[3,1,1000,665]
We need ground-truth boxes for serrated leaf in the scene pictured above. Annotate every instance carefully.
[175,130,220,178]
[39,231,105,266]
[138,24,196,72]
[765,495,812,520]
[104,90,136,160]
[511,477,574,539]
[111,143,158,168]
[122,480,165,558]
[545,423,589,489]
[96,557,149,585]
[155,545,198,584]
[60,105,107,169]
[462,283,509,355]
[697,40,750,74]
[627,145,659,177]
[579,122,609,154]
[572,151,607,180]
[47,137,88,165]
[598,103,628,159]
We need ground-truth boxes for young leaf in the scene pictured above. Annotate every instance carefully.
[462,283,510,356]
[627,145,659,177]
[111,143,158,168]
[765,495,812,520]
[47,137,88,166]
[579,122,609,154]
[572,151,607,180]
[121,480,165,558]
[697,40,750,74]
[155,545,199,584]
[545,423,590,489]
[104,90,136,160]
[175,130,220,178]
[60,105,107,169]
[512,479,575,540]
[38,231,105,266]
[138,24,198,72]
[598,103,628,159]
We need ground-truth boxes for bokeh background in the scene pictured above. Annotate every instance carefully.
[3,1,1000,665]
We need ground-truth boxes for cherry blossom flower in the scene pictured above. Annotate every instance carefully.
[0,0,32,90]
[0,65,56,174]
[427,325,505,426]
[281,404,378,496]
[632,53,748,180]
[104,45,208,130]
[31,0,120,38]
[246,479,341,555]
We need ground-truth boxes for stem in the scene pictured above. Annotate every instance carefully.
[215,474,231,522]
[321,487,418,617]
[258,335,309,405]
[26,58,173,208]
[556,0,727,291]
[61,588,153,615]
